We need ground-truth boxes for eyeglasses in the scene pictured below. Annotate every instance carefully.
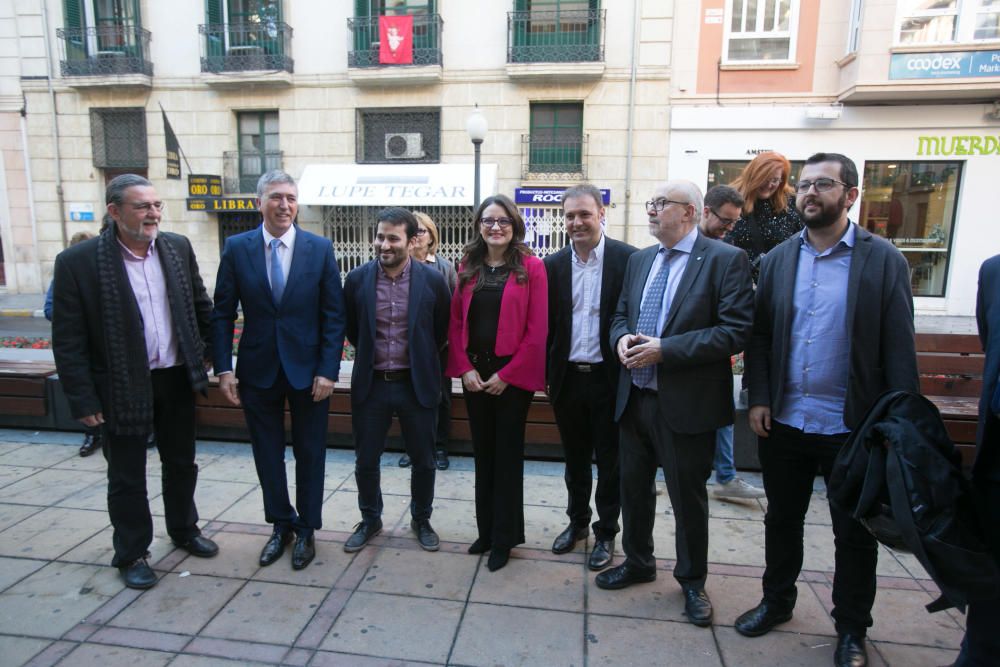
[129,201,164,213]
[480,217,513,229]
[795,178,850,194]
[645,199,689,213]
[709,208,739,227]
[414,228,428,236]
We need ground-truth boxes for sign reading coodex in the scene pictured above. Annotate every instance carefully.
[890,50,1000,79]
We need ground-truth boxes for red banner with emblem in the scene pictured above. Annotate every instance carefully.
[379,15,414,65]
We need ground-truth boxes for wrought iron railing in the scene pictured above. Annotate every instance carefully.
[347,14,443,67]
[507,9,605,63]
[199,22,293,73]
[57,24,152,77]
[223,150,283,194]
[522,134,588,180]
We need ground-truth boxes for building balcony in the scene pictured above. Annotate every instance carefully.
[199,22,293,85]
[57,24,152,87]
[223,150,283,195]
[346,14,443,85]
[506,9,605,81]
[521,135,588,181]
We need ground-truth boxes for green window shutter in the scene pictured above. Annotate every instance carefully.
[206,0,223,25]
[355,0,372,18]
[63,0,85,60]
[63,0,83,29]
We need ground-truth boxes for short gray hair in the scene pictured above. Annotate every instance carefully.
[106,174,152,206]
[256,170,297,200]
[665,180,704,226]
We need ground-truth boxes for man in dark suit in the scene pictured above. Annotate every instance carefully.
[601,180,754,629]
[736,153,918,667]
[545,184,637,570]
[212,170,345,571]
[342,207,451,552]
[52,174,219,590]
[953,254,1000,666]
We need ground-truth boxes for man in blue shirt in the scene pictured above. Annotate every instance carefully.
[736,154,918,667]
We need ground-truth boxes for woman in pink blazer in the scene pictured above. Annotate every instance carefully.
[446,194,547,572]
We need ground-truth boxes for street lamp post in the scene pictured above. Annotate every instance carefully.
[465,105,488,210]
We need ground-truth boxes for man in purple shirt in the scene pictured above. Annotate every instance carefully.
[343,208,452,552]
[52,174,219,590]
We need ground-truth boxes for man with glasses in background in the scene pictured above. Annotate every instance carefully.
[736,153,918,667]
[600,180,753,628]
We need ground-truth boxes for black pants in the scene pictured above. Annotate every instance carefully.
[760,421,878,636]
[436,370,452,452]
[619,388,714,586]
[240,366,329,536]
[104,365,200,567]
[464,380,533,551]
[551,365,620,540]
[353,376,436,522]
[956,479,1000,666]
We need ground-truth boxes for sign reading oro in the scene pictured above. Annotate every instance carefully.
[187,174,223,199]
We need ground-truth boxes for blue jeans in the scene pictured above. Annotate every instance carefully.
[714,424,736,484]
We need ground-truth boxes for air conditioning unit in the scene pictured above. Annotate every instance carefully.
[385,132,424,159]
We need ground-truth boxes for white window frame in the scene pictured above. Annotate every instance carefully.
[722,0,800,65]
[847,0,864,54]
[893,0,1000,46]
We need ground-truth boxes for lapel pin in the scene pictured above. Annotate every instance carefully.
[696,256,702,261]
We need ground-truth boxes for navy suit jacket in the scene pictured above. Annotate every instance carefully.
[976,254,1000,482]
[212,225,346,391]
[344,259,451,409]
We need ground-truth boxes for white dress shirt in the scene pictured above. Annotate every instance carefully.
[568,233,605,363]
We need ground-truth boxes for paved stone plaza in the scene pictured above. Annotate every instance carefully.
[0,428,963,666]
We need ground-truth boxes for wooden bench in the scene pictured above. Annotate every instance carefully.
[917,332,983,468]
[0,360,57,428]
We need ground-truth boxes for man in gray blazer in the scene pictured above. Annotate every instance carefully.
[600,180,754,628]
[736,153,918,667]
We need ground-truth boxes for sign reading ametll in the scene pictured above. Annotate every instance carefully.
[890,50,1000,79]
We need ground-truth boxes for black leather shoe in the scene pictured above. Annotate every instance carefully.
[411,519,440,551]
[487,547,510,572]
[291,534,316,570]
[683,587,714,627]
[398,454,411,468]
[79,432,101,457]
[344,520,382,552]
[588,539,614,571]
[468,537,491,554]
[734,601,793,637]
[434,449,450,471]
[551,524,589,554]
[834,633,868,667]
[172,535,219,558]
[119,557,157,589]
[595,563,656,590]
[259,528,292,566]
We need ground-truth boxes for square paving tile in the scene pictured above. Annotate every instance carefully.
[523,503,577,552]
[214,487,267,525]
[57,643,175,667]
[54,479,109,512]
[470,557,585,612]
[430,468,476,502]
[0,635,50,667]
[169,655,273,667]
[0,561,122,638]
[201,580,327,645]
[189,479,258,521]
[0,443,77,468]
[0,556,47,592]
[198,452,265,485]
[522,474,569,508]
[48,448,109,473]
[0,506,108,559]
[451,602,583,667]
[0,468,105,505]
[319,591,462,663]
[715,626,887,667]
[0,464,45,489]
[587,568,686,622]
[358,548,477,601]
[868,587,964,648]
[0,502,43,533]
[586,614,722,666]
[170,531,262,580]
[873,640,959,666]
[108,573,243,635]
[422,496,479,545]
[707,517,765,567]
[320,490,410,536]
[59,525,174,567]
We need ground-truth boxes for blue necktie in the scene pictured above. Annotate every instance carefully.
[632,248,673,386]
[269,238,285,305]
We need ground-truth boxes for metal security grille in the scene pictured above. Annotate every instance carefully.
[357,108,441,164]
[520,206,567,256]
[217,212,261,253]
[90,107,148,169]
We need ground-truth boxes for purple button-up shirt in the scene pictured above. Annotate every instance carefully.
[373,259,411,371]
[118,237,179,369]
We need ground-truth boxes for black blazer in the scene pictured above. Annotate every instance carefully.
[544,236,637,402]
[975,254,1000,482]
[609,231,754,433]
[746,224,920,431]
[344,259,451,409]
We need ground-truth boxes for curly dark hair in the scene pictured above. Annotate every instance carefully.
[457,194,533,290]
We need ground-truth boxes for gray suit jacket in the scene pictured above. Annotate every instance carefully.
[746,224,919,431]
[609,230,754,433]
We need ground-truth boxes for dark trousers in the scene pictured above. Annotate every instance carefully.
[619,388,714,585]
[464,384,533,550]
[353,376,436,522]
[552,366,620,540]
[436,370,452,452]
[104,365,200,567]
[956,479,1000,666]
[760,421,878,636]
[240,366,329,536]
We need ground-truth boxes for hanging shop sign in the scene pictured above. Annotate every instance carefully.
[187,174,223,199]
[187,197,258,212]
[297,164,498,207]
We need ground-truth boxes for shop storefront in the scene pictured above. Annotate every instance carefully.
[668,104,996,316]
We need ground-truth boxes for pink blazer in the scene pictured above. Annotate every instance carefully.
[446,254,548,392]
